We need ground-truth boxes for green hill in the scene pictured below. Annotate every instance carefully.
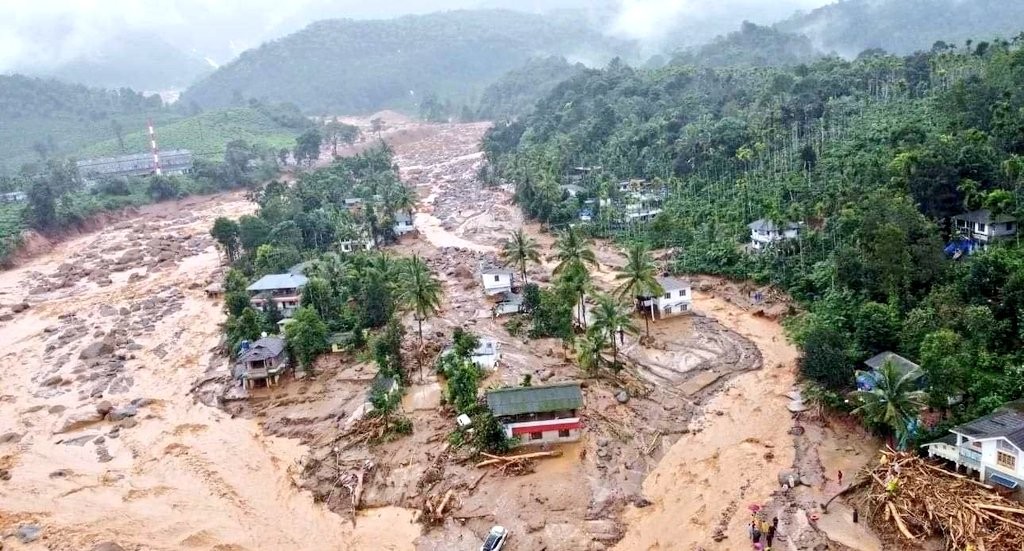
[76,104,309,161]
[475,56,588,120]
[182,9,632,114]
[777,0,1024,56]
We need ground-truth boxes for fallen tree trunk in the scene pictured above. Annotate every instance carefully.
[475,450,561,468]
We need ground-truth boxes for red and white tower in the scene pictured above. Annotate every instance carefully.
[147,120,162,176]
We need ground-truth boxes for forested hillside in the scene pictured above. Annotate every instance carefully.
[181,10,631,114]
[475,57,588,120]
[484,37,1024,440]
[778,0,1024,56]
[671,22,822,68]
[0,75,170,172]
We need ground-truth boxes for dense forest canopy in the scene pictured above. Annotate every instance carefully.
[181,10,633,114]
[670,22,822,68]
[474,56,588,120]
[777,0,1024,57]
[483,33,1024,438]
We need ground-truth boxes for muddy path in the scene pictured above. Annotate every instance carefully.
[0,192,419,550]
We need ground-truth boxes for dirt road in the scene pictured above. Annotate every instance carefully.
[0,193,419,550]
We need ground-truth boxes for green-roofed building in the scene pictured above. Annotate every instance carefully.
[486,382,583,447]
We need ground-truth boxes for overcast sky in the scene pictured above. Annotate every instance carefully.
[0,0,833,71]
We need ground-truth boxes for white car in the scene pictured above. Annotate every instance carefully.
[480,525,509,551]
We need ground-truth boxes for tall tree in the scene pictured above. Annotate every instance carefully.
[398,254,443,377]
[501,228,541,283]
[614,242,663,337]
[294,128,323,167]
[553,226,598,327]
[285,306,329,373]
[210,217,241,262]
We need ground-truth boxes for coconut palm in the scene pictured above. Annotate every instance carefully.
[553,226,597,276]
[589,293,638,367]
[398,254,442,345]
[614,242,663,337]
[850,360,928,448]
[574,331,606,374]
[501,228,541,283]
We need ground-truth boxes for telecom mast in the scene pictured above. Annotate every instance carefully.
[147,120,162,176]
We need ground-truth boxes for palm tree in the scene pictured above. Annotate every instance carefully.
[850,360,928,448]
[574,331,606,374]
[553,226,597,275]
[589,293,638,367]
[398,254,442,345]
[553,227,598,328]
[501,228,541,283]
[614,242,663,338]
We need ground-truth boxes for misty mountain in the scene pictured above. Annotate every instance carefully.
[181,10,633,114]
[475,56,588,120]
[671,22,822,68]
[16,31,213,92]
[777,0,1024,57]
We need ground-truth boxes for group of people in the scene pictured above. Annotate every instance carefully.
[749,515,778,550]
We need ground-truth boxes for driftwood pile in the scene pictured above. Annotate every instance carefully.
[852,449,1024,550]
[475,451,561,477]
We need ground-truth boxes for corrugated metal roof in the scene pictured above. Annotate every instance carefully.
[864,351,919,373]
[246,273,308,292]
[237,337,286,362]
[748,218,800,231]
[953,209,1016,224]
[486,382,583,417]
[656,276,689,292]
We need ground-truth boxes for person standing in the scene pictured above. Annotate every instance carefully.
[838,469,844,486]
[766,519,777,548]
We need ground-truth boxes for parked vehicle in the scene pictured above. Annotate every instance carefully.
[480,525,509,551]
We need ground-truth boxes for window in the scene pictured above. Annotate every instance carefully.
[558,429,571,438]
[664,306,672,314]
[1008,223,1016,231]
[998,451,1017,470]
[494,275,500,282]
[678,289,687,297]
[663,292,671,299]
[530,432,543,441]
[978,222,987,232]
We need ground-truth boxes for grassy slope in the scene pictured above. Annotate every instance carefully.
[76,107,301,161]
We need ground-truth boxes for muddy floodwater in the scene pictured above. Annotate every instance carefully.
[0,195,420,550]
[0,118,876,551]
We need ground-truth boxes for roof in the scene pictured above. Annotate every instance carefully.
[560,184,585,194]
[486,382,583,417]
[394,211,413,224]
[748,219,800,231]
[953,209,1016,224]
[482,267,514,276]
[328,332,353,345]
[655,276,690,292]
[246,273,309,292]
[864,351,920,373]
[368,374,398,398]
[237,337,286,363]
[76,149,193,176]
[952,401,1024,449]
[472,339,499,357]
[496,291,523,304]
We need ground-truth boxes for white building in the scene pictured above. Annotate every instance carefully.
[486,382,583,447]
[393,211,416,236]
[748,219,800,251]
[560,184,585,198]
[481,267,514,296]
[470,338,502,370]
[492,291,524,317]
[924,401,1024,490]
[339,238,373,253]
[952,210,1017,243]
[640,276,692,320]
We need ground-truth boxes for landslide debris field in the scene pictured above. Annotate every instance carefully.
[0,117,870,551]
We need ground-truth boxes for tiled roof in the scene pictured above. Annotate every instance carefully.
[246,273,309,292]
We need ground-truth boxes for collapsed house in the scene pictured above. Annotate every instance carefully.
[235,336,290,389]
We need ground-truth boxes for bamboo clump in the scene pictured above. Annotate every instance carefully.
[852,449,1024,550]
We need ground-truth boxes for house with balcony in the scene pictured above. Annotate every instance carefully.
[246,273,308,318]
[953,210,1017,245]
[924,401,1024,491]
[486,382,583,446]
[748,219,800,251]
[639,276,692,320]
[235,336,289,389]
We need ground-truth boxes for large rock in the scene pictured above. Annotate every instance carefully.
[54,410,103,434]
[777,469,801,488]
[16,524,41,543]
[11,302,30,313]
[615,390,630,404]
[91,543,126,551]
[42,375,63,387]
[95,401,114,416]
[80,338,115,360]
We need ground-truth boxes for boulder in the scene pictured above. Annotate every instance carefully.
[80,338,115,360]
[0,432,22,444]
[42,375,63,387]
[95,401,114,416]
[106,405,138,421]
[615,390,630,404]
[11,302,29,313]
[16,524,41,543]
[55,410,104,434]
[777,469,801,488]
[91,543,126,551]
